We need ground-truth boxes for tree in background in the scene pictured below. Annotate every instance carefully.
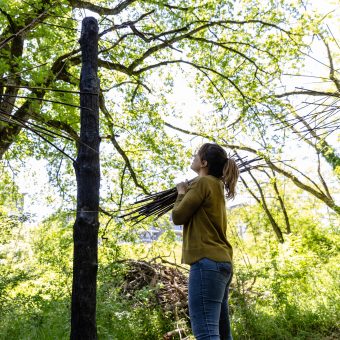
[0,0,339,338]
[0,1,337,215]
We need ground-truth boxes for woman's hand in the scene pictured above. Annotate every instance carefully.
[176,181,188,195]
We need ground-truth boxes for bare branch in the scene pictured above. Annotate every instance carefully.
[270,102,340,175]
[263,157,339,214]
[0,110,75,162]
[276,89,339,98]
[0,84,97,95]
[0,109,75,142]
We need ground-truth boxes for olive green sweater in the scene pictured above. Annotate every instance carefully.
[172,175,233,265]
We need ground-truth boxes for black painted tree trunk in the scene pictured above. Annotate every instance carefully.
[71,17,100,340]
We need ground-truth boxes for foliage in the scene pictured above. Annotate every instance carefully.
[0,0,339,339]
[1,0,338,213]
[227,192,340,339]
[1,188,339,339]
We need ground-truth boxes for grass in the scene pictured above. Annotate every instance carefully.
[1,239,339,339]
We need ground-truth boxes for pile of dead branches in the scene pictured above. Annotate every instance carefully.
[118,258,189,323]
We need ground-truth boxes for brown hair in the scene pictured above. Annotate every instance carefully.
[197,143,239,199]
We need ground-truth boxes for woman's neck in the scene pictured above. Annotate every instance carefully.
[198,167,209,176]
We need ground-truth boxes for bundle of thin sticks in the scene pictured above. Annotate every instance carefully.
[120,155,262,224]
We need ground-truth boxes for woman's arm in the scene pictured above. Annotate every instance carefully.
[172,178,207,225]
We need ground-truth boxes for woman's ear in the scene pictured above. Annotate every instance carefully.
[201,160,208,168]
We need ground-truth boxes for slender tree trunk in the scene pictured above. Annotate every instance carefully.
[71,17,100,340]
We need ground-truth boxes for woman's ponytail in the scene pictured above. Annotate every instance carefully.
[222,158,239,199]
[197,143,240,199]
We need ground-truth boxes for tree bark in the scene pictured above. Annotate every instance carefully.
[71,17,100,340]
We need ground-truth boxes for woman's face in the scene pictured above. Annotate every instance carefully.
[190,153,204,174]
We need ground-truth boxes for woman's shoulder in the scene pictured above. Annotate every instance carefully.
[199,175,221,184]
[191,175,219,182]
[191,175,221,189]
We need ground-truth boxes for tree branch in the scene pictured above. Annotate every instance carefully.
[0,8,16,32]
[163,122,339,214]
[266,170,291,234]
[0,5,51,50]
[97,59,131,75]
[0,35,24,122]
[323,39,340,92]
[126,17,295,72]
[0,45,80,158]
[163,4,206,11]
[276,90,339,98]
[134,59,247,99]
[240,174,284,243]
[271,102,340,175]
[46,119,79,141]
[98,92,150,195]
[316,151,333,201]
[99,11,155,37]
[69,0,137,15]
[188,36,269,75]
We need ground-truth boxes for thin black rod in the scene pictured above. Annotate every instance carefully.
[1,84,98,95]
[0,110,74,141]
[1,94,92,110]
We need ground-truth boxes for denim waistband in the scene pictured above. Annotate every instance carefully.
[190,257,232,271]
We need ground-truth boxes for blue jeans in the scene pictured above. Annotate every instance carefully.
[189,257,233,340]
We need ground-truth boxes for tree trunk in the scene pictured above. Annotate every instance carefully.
[71,17,100,340]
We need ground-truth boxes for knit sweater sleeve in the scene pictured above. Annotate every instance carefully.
[172,177,209,225]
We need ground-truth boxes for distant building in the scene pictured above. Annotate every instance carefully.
[138,225,164,243]
[138,215,183,242]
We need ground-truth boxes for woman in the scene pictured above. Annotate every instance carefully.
[172,143,239,340]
